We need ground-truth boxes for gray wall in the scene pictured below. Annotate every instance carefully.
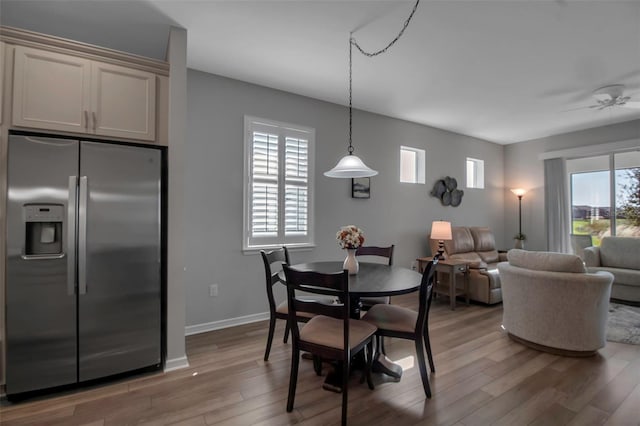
[186,69,505,327]
[504,120,640,251]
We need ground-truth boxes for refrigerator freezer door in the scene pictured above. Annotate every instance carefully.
[78,141,162,381]
[6,135,79,395]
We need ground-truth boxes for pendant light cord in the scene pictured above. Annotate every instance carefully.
[351,0,421,58]
[347,0,420,154]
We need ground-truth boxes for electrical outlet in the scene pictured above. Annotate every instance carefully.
[209,284,218,297]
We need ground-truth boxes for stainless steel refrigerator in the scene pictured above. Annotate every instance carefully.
[6,134,163,396]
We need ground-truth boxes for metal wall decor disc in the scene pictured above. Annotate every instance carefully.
[451,189,463,207]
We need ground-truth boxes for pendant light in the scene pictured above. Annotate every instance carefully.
[324,0,420,178]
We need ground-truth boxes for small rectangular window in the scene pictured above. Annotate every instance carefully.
[466,157,484,189]
[400,146,425,184]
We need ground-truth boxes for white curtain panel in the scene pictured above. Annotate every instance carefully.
[544,158,571,253]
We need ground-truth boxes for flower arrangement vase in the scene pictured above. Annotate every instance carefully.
[514,239,525,249]
[343,248,359,275]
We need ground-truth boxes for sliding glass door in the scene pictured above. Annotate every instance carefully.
[567,151,640,247]
[615,151,640,237]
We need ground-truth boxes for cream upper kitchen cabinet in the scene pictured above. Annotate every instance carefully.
[90,61,156,141]
[12,46,156,141]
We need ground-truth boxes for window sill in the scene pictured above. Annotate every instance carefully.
[242,244,316,255]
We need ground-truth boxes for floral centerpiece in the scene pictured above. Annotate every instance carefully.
[336,225,364,274]
[336,225,365,249]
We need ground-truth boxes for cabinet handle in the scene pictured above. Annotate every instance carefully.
[92,112,97,132]
[84,110,89,130]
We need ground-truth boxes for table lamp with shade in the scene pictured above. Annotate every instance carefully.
[431,220,452,259]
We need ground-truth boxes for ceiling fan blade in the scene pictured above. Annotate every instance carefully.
[622,101,640,109]
[561,105,594,112]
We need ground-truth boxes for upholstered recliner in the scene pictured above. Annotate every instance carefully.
[498,249,614,356]
[429,226,505,304]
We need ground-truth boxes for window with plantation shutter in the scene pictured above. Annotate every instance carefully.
[244,116,315,250]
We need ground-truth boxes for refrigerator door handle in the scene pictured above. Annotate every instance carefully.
[79,176,88,295]
[67,176,77,296]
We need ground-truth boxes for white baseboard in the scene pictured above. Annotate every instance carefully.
[185,312,269,336]
[163,355,190,372]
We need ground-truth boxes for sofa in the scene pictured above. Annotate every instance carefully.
[584,237,640,305]
[498,249,613,356]
[429,226,506,304]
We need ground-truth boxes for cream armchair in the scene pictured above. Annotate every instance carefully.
[498,249,614,356]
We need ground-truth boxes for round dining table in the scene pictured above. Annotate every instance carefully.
[287,260,422,296]
[283,261,424,384]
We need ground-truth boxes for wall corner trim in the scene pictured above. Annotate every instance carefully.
[163,356,190,372]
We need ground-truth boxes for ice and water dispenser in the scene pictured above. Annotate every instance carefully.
[24,204,64,256]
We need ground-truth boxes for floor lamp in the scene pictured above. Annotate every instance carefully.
[511,188,526,248]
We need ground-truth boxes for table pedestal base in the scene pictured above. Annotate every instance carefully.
[372,353,403,379]
[320,353,403,393]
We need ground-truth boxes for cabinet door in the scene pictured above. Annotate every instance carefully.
[92,62,156,141]
[13,46,91,133]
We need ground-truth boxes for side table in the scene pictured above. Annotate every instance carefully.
[417,257,469,310]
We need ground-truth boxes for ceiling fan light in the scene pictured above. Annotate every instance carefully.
[324,154,378,178]
[593,84,625,101]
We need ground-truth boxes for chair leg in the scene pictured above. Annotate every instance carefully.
[423,328,435,373]
[283,321,290,343]
[415,338,432,399]
[313,355,323,376]
[264,316,276,361]
[286,347,300,412]
[366,340,375,390]
[341,358,349,426]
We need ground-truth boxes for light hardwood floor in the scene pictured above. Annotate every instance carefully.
[2,293,639,426]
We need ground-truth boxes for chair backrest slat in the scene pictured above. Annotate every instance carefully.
[355,245,394,266]
[291,299,342,318]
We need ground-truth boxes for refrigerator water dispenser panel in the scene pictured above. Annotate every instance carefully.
[24,204,64,255]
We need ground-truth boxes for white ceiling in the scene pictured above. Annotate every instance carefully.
[2,0,640,144]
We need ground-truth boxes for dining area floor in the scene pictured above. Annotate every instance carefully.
[2,293,640,425]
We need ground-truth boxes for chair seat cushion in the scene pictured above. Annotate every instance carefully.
[362,304,417,334]
[300,315,377,350]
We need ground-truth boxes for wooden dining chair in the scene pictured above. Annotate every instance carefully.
[356,245,395,311]
[261,247,317,361]
[283,265,377,426]
[362,255,438,398]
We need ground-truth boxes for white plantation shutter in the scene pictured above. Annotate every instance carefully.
[251,132,278,236]
[285,137,308,235]
[244,117,315,249]
[252,182,278,235]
